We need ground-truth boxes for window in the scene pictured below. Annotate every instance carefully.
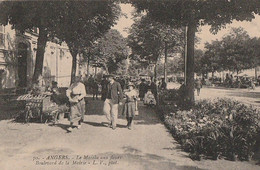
[0,25,5,47]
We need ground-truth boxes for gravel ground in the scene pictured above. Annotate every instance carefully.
[0,95,259,170]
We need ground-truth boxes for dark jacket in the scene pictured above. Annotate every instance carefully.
[195,80,202,89]
[106,81,123,104]
[150,82,157,96]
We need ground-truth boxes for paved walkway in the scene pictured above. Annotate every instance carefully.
[196,86,260,107]
[0,98,259,170]
[168,82,260,107]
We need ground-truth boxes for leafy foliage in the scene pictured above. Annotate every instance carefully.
[87,29,129,74]
[220,27,254,72]
[0,1,64,82]
[54,1,121,83]
[130,0,260,104]
[0,1,59,33]
[201,27,259,74]
[127,15,184,65]
[158,98,260,161]
[131,0,260,32]
[55,1,120,53]
[0,1,121,84]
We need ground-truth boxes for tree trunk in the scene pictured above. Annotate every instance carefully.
[87,56,90,77]
[32,27,48,83]
[185,21,196,105]
[70,50,78,84]
[164,41,168,84]
[255,66,258,80]
[184,26,188,85]
[154,63,157,80]
[94,66,97,77]
[154,61,159,105]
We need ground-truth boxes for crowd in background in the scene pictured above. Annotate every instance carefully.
[26,73,169,131]
[82,74,168,102]
[203,73,256,89]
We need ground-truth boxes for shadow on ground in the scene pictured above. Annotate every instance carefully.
[85,97,161,125]
[48,123,72,133]
[89,146,205,170]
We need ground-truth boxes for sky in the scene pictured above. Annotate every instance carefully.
[113,4,260,50]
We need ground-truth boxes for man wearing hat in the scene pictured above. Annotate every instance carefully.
[103,74,123,130]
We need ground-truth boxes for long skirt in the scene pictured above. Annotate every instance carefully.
[123,101,135,118]
[139,90,145,99]
[69,99,85,124]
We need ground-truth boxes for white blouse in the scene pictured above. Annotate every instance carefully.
[66,82,86,100]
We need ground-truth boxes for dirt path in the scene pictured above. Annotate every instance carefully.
[196,87,260,107]
[0,97,259,170]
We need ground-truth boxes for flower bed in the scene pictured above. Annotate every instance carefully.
[157,98,260,161]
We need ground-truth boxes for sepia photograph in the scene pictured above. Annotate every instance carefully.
[0,0,260,170]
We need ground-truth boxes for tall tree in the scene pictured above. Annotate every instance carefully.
[202,27,256,75]
[202,40,224,75]
[131,0,260,104]
[127,15,184,80]
[54,1,120,83]
[194,49,204,74]
[221,27,254,74]
[248,37,260,78]
[0,1,62,83]
[89,29,129,74]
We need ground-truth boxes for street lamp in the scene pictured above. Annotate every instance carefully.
[164,39,168,84]
[164,29,171,86]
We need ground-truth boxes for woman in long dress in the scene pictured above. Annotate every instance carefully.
[66,76,86,132]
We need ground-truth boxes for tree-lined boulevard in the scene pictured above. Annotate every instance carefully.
[0,93,260,170]
[0,1,260,170]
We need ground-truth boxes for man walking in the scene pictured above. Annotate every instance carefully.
[195,78,202,96]
[103,75,123,130]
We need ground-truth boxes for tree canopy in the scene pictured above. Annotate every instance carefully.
[127,15,184,76]
[201,27,260,74]
[88,29,129,74]
[0,1,63,83]
[131,0,260,32]
[54,1,121,83]
[130,0,260,104]
[0,1,121,84]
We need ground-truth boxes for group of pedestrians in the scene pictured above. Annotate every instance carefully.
[84,75,100,100]
[138,78,157,101]
[66,74,138,132]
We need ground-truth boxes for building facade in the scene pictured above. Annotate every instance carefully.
[0,24,82,89]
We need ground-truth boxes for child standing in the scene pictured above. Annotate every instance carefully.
[123,84,138,130]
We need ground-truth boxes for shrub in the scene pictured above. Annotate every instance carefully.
[158,98,260,161]
[159,87,191,110]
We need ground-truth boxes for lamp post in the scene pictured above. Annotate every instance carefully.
[164,29,171,86]
[164,40,168,84]
[184,26,188,86]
